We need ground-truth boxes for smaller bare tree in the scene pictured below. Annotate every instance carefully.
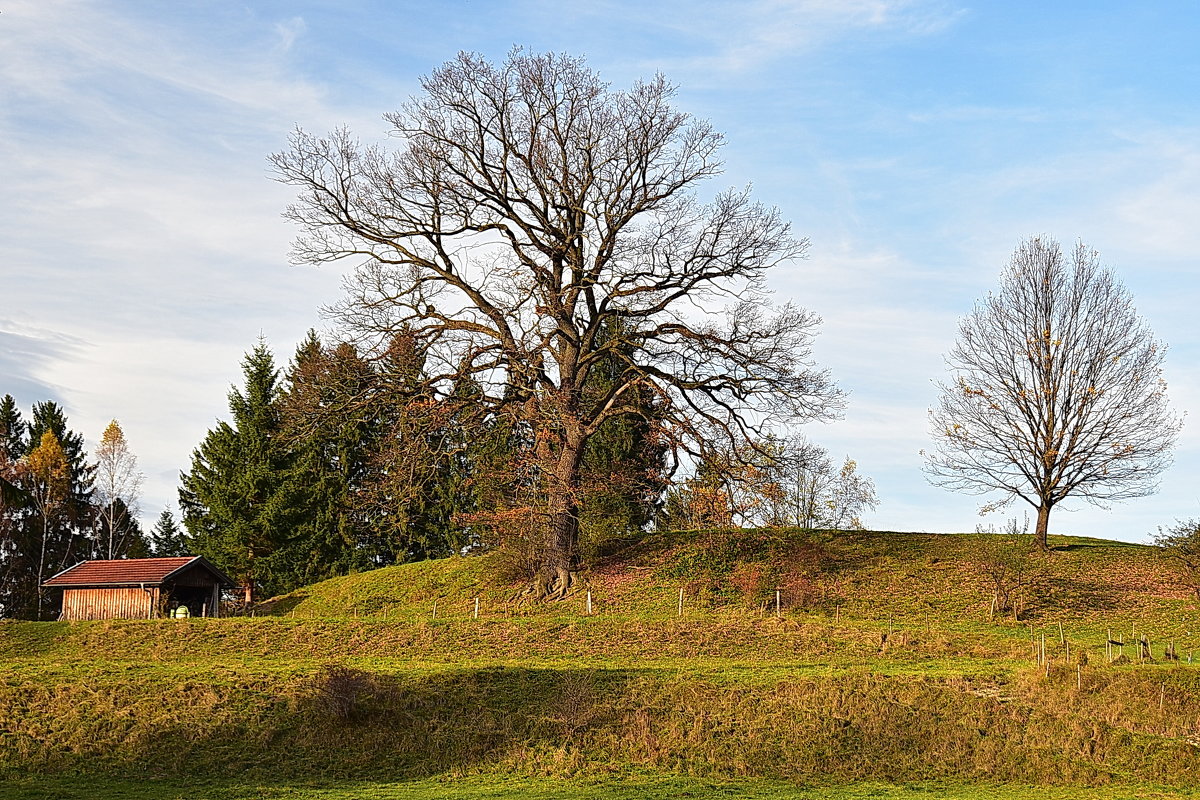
[1155,519,1200,601]
[662,436,877,531]
[93,420,143,559]
[925,237,1181,549]
[762,437,877,529]
[976,515,1040,621]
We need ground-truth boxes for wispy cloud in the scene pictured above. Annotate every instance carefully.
[655,0,966,74]
[1111,130,1200,261]
[0,0,1195,544]
[0,1,328,120]
[0,0,352,522]
[0,321,88,407]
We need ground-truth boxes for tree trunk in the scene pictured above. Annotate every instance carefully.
[243,547,255,606]
[539,434,583,601]
[542,501,579,600]
[1035,504,1051,550]
[36,516,48,621]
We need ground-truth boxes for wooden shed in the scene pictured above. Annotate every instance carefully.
[43,557,235,621]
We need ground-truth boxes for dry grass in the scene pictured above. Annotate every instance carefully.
[3,528,1200,791]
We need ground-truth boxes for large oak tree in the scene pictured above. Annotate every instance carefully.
[272,50,841,597]
[925,237,1181,549]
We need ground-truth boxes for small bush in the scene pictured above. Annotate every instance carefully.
[306,665,379,721]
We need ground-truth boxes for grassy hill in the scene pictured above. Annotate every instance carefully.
[4,528,1200,799]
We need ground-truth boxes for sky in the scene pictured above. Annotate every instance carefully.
[1,0,1197,542]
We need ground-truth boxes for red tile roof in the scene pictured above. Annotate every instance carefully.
[43,557,229,587]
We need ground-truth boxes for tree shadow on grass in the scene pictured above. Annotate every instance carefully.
[10,664,1200,790]
[1034,576,1122,614]
[1052,540,1146,553]
[9,666,626,782]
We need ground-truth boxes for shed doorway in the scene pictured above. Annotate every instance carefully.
[165,582,216,617]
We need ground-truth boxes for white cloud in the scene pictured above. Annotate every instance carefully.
[0,322,88,406]
[539,0,965,78]
[0,1,357,529]
[1112,132,1200,261]
[0,1,328,120]
[274,17,308,54]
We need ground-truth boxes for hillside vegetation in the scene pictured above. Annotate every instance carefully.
[4,529,1200,798]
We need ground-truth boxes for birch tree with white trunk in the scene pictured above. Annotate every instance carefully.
[93,420,143,559]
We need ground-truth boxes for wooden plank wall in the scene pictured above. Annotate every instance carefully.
[61,587,156,620]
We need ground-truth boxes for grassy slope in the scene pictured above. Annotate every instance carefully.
[3,529,1200,796]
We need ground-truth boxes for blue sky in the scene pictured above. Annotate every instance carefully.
[1,1,1197,541]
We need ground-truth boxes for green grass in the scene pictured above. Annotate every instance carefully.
[4,529,1200,795]
[253,530,1199,647]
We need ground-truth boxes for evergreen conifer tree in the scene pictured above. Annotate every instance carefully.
[1,403,95,618]
[274,332,376,587]
[578,320,670,549]
[355,331,484,564]
[149,509,189,557]
[179,342,297,603]
[0,395,28,617]
[0,395,27,513]
[0,395,26,458]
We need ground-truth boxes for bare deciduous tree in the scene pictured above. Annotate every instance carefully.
[271,50,842,598]
[925,237,1181,549]
[93,420,143,559]
[743,437,876,530]
[1154,519,1200,601]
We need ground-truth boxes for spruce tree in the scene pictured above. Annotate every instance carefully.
[180,342,297,602]
[274,333,376,587]
[0,395,27,514]
[355,331,483,564]
[0,395,26,458]
[578,320,670,549]
[0,396,29,617]
[149,509,189,557]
